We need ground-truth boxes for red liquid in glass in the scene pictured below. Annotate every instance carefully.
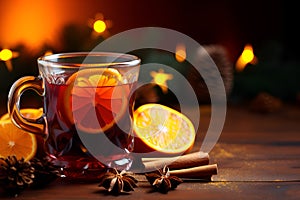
[43,81,136,181]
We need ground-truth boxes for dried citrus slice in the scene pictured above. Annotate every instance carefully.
[0,120,37,161]
[0,108,43,121]
[62,68,128,133]
[133,103,196,154]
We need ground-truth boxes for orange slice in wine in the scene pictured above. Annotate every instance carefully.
[133,103,196,154]
[62,68,128,134]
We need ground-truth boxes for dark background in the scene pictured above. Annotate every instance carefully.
[0,0,299,114]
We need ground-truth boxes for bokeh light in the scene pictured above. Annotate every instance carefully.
[235,44,257,72]
[93,20,107,33]
[0,49,13,61]
[175,44,186,62]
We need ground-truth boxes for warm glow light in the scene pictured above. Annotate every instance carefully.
[0,1,98,50]
[150,69,173,93]
[44,50,53,56]
[175,44,186,62]
[235,44,257,72]
[93,20,106,33]
[0,49,13,61]
[0,48,18,71]
[0,49,19,72]
[0,1,64,50]
[88,13,112,39]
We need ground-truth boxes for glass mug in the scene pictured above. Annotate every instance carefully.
[8,52,141,180]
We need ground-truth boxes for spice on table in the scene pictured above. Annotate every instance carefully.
[98,168,138,195]
[170,164,218,180]
[142,152,218,181]
[142,151,209,171]
[145,165,183,194]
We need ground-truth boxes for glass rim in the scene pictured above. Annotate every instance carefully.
[37,52,141,68]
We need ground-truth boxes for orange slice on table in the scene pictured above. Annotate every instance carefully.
[62,68,128,134]
[0,108,43,121]
[133,103,196,154]
[0,120,37,161]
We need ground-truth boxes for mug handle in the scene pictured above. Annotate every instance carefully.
[8,76,47,138]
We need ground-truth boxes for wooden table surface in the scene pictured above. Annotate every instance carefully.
[1,103,300,199]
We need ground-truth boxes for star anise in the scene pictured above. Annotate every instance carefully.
[98,168,138,195]
[145,165,183,193]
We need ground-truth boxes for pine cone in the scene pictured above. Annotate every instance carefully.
[0,156,34,196]
[186,44,233,104]
[250,92,282,113]
[30,157,62,188]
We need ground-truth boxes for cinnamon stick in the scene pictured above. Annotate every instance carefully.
[142,151,209,171]
[170,164,218,179]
